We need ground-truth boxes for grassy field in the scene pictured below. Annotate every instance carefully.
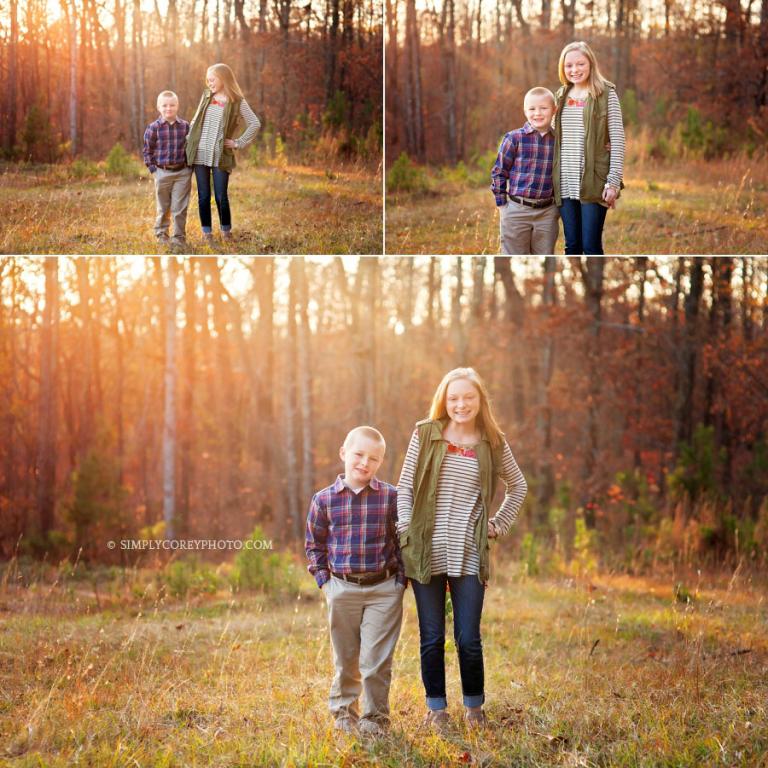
[385,157,768,255]
[0,162,382,255]
[1,561,766,767]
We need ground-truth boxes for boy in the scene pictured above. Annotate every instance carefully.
[143,91,192,250]
[305,426,405,737]
[490,86,559,255]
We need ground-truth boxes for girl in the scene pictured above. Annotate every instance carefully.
[397,367,527,730]
[553,41,625,255]
[185,63,261,242]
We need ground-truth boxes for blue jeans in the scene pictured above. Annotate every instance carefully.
[411,574,485,710]
[194,165,231,233]
[558,198,608,255]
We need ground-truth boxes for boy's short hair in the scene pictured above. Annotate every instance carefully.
[524,87,556,107]
[343,425,386,451]
[156,90,179,106]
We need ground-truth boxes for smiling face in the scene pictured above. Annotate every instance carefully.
[524,93,555,131]
[157,95,179,122]
[340,434,385,490]
[564,50,591,87]
[206,70,224,94]
[445,378,481,428]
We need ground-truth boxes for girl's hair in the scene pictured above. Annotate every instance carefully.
[428,367,504,448]
[558,41,608,98]
[206,63,244,101]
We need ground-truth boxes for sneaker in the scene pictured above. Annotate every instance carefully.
[464,706,487,728]
[333,715,358,734]
[221,230,233,241]
[424,709,451,733]
[202,232,214,243]
[358,718,385,737]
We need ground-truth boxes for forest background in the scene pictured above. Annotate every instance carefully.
[384,0,768,254]
[2,256,767,578]
[0,0,383,163]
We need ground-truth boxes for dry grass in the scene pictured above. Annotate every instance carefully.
[385,157,768,255]
[0,162,382,255]
[1,560,766,767]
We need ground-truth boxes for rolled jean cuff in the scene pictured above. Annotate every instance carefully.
[221,225,232,232]
[201,226,213,234]
[463,693,485,708]
[426,696,447,711]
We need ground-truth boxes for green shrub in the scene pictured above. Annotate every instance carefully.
[105,143,136,176]
[668,424,724,504]
[230,526,300,595]
[163,558,222,599]
[70,158,100,178]
[386,152,429,194]
[519,532,539,576]
[572,513,598,577]
[621,88,639,127]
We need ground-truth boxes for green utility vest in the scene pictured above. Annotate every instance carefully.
[400,418,504,585]
[552,81,624,206]
[185,89,243,172]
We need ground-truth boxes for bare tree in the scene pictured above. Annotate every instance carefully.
[162,258,178,539]
[36,257,59,538]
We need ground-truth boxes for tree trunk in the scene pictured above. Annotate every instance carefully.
[537,256,557,510]
[285,261,302,537]
[296,260,315,513]
[162,258,178,540]
[578,257,605,525]
[674,258,704,452]
[36,257,59,539]
[179,258,198,537]
[5,0,18,154]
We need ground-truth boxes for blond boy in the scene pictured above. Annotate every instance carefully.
[142,91,192,248]
[305,426,406,737]
[490,86,560,255]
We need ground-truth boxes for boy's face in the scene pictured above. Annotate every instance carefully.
[524,94,555,131]
[340,435,385,489]
[158,96,179,122]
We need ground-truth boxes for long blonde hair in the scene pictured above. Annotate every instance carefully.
[206,63,244,101]
[558,41,609,98]
[428,367,504,448]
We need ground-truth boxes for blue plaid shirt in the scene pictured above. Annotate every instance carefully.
[305,475,405,589]
[142,117,190,173]
[490,122,555,206]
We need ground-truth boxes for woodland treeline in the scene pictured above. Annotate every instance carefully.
[1,257,767,571]
[0,0,382,162]
[386,0,768,165]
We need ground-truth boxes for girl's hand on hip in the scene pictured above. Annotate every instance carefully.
[602,186,618,208]
[223,139,237,149]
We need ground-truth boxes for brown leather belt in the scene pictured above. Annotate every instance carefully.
[331,568,395,586]
[157,163,187,171]
[509,195,554,209]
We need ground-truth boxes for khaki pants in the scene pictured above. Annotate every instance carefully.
[153,167,193,242]
[499,199,560,255]
[324,575,404,721]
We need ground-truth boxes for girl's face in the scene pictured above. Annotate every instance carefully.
[207,71,224,93]
[564,51,591,86]
[445,378,480,428]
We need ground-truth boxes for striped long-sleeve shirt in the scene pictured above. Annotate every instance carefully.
[397,432,527,577]
[193,97,261,168]
[559,87,625,198]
